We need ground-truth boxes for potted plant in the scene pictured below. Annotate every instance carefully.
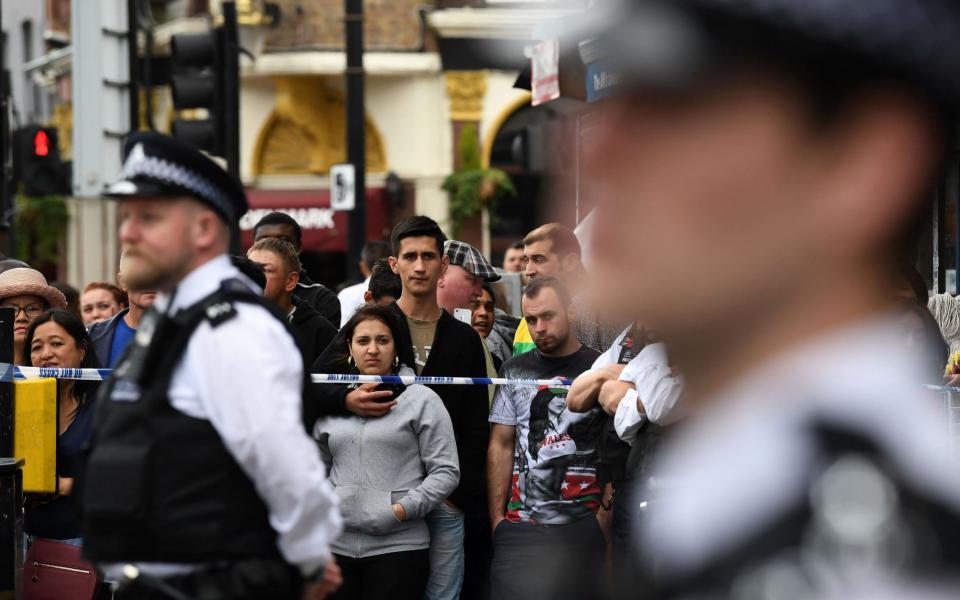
[443,124,516,238]
[16,193,69,276]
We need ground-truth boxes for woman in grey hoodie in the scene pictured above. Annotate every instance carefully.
[315,305,459,600]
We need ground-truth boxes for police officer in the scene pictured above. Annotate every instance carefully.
[581,0,960,597]
[80,132,343,599]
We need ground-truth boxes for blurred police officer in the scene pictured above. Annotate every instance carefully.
[584,1,960,597]
[80,132,343,599]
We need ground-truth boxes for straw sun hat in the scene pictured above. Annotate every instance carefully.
[0,268,68,309]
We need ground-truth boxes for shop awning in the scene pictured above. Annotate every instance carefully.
[240,188,390,253]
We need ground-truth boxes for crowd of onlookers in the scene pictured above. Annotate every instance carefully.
[5,208,957,600]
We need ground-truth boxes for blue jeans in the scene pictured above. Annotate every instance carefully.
[423,503,465,600]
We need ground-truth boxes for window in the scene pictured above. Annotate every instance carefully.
[21,20,32,62]
[21,20,40,119]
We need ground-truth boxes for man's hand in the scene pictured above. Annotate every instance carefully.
[488,424,516,538]
[345,383,396,417]
[392,503,407,522]
[303,559,342,600]
[567,365,627,413]
[58,477,74,496]
[491,514,506,537]
[598,380,634,415]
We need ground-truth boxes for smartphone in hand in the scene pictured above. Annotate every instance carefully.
[373,382,407,402]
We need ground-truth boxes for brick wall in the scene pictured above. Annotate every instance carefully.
[264,0,435,51]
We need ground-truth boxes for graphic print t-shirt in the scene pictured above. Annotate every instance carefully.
[490,345,602,524]
[406,315,438,375]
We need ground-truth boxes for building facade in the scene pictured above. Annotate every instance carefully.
[7,0,592,287]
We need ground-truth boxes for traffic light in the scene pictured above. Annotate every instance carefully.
[12,126,70,197]
[169,4,239,176]
[170,30,223,154]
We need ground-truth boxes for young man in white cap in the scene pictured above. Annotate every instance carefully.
[81,132,342,599]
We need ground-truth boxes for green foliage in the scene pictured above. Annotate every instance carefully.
[459,123,482,169]
[443,125,516,237]
[16,194,69,272]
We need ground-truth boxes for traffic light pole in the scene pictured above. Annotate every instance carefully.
[0,307,23,597]
[222,1,240,181]
[127,0,141,133]
[345,0,366,280]
[0,6,10,258]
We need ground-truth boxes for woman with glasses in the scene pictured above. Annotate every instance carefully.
[0,268,68,365]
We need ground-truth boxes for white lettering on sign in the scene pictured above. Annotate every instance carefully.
[592,70,620,93]
[239,208,337,231]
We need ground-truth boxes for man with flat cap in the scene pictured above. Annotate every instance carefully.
[80,132,343,599]
[570,0,960,598]
[437,239,502,317]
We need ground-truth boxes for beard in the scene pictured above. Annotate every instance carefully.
[533,334,563,355]
[121,246,192,292]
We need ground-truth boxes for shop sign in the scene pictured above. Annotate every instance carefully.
[586,61,621,103]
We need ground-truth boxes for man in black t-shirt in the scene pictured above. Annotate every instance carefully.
[488,277,603,600]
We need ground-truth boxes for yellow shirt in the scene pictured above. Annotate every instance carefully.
[512,318,535,356]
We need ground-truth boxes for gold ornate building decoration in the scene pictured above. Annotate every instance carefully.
[252,76,387,176]
[445,71,487,122]
[48,103,73,160]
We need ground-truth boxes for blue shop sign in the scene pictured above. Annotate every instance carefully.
[586,62,621,103]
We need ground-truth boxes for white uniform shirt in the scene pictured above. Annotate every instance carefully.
[151,255,342,576]
[641,316,960,597]
[337,278,370,327]
[585,328,683,444]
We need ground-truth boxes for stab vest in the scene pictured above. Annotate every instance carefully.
[81,280,287,563]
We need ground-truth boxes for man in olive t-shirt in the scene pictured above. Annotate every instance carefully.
[385,217,492,600]
[407,315,438,374]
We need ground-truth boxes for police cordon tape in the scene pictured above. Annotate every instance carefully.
[0,364,573,387]
[310,373,573,387]
[0,364,113,382]
[7,365,960,392]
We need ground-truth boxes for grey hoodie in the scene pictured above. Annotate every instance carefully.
[315,367,460,558]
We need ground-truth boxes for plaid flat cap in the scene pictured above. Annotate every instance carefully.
[444,240,501,282]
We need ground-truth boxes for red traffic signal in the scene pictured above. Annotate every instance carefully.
[33,130,50,157]
[12,126,68,196]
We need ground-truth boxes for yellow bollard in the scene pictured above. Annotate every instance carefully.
[13,379,57,494]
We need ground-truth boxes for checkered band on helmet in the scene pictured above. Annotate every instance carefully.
[122,143,235,219]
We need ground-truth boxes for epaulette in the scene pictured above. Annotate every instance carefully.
[198,279,251,328]
[203,298,238,327]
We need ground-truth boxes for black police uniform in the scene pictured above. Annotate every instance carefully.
[82,283,301,597]
[80,132,340,599]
